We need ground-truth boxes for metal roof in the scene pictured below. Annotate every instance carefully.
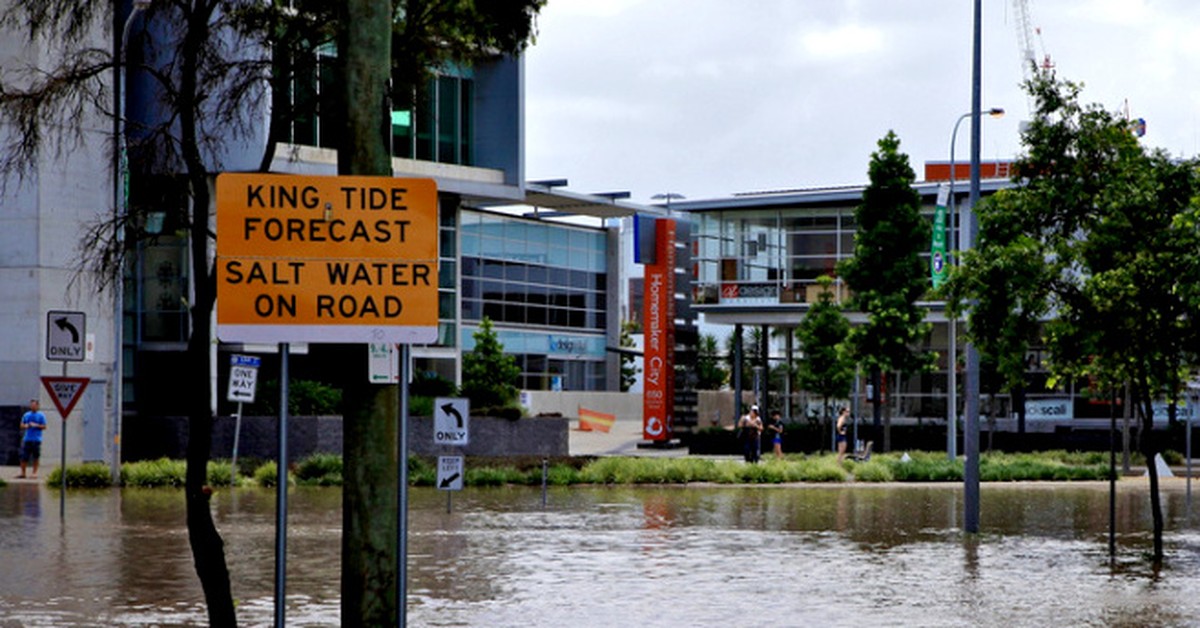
[472,181,665,219]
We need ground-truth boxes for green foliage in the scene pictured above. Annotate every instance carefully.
[122,458,188,488]
[695,333,729,390]
[888,451,963,482]
[619,319,641,392]
[978,452,1109,482]
[49,463,114,488]
[726,326,766,392]
[460,317,521,411]
[295,453,343,486]
[206,460,235,487]
[252,379,343,416]
[253,461,294,488]
[410,396,435,417]
[796,275,855,402]
[409,370,456,398]
[408,456,436,486]
[849,459,894,482]
[839,131,934,378]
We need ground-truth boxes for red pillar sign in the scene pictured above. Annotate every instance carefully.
[642,218,676,441]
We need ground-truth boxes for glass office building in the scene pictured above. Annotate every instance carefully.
[458,210,611,391]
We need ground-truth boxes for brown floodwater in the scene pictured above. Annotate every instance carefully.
[2,479,1199,626]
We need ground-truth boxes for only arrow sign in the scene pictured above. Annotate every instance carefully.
[441,403,464,428]
[439,472,461,488]
[55,317,80,343]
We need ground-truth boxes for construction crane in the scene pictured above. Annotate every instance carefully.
[1011,0,1053,119]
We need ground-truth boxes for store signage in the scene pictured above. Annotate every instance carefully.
[642,218,676,441]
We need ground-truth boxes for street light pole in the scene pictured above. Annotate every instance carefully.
[947,107,1002,462]
[112,0,151,484]
[964,0,984,534]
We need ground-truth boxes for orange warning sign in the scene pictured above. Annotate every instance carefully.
[215,173,439,344]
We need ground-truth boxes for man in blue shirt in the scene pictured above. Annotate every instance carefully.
[19,398,46,479]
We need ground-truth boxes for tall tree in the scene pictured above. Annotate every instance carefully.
[952,74,1200,563]
[839,131,933,449]
[694,333,729,390]
[795,275,855,443]
[460,316,521,412]
[619,319,641,392]
[0,1,543,622]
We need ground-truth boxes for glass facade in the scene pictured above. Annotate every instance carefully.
[693,205,867,305]
[279,45,476,166]
[459,211,609,391]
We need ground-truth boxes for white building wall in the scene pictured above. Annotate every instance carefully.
[0,9,118,464]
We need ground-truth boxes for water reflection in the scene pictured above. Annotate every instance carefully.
[2,481,1200,626]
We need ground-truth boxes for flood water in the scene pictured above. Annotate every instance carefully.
[3,479,1200,626]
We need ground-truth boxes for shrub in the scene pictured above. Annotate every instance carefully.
[206,460,235,486]
[408,456,436,486]
[123,458,187,487]
[889,452,962,482]
[849,459,894,482]
[253,461,293,487]
[410,396,435,417]
[410,370,456,398]
[545,464,582,485]
[252,378,342,415]
[295,453,343,486]
[49,463,114,488]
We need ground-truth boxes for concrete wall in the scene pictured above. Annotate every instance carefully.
[123,414,569,461]
[521,391,643,422]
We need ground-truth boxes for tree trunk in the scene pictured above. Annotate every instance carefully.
[871,366,882,447]
[338,2,398,625]
[178,1,237,624]
[1137,390,1164,564]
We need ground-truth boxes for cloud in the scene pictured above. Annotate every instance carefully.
[795,23,886,61]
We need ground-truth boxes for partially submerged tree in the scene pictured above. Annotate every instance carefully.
[694,333,728,390]
[460,316,521,413]
[619,319,641,392]
[796,275,855,447]
[839,131,933,450]
[951,74,1200,563]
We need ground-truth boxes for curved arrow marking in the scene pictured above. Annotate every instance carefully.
[55,317,80,344]
[441,403,463,428]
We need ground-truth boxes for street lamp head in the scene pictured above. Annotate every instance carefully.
[987,107,1005,118]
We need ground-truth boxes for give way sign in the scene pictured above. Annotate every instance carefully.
[40,376,90,419]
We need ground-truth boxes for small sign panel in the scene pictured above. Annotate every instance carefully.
[227,354,262,403]
[40,376,90,419]
[437,455,464,491]
[46,310,86,362]
[368,343,399,384]
[434,397,470,446]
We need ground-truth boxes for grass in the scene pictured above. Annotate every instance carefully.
[23,450,1124,489]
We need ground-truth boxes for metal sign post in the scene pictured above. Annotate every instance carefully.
[226,354,261,485]
[44,309,90,520]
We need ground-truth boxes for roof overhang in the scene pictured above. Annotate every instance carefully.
[473,182,666,219]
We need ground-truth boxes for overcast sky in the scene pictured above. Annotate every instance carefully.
[523,0,1200,204]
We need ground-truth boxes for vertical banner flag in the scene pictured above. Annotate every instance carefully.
[930,183,950,289]
[642,218,676,441]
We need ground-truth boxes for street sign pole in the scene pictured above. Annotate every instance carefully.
[398,344,410,628]
[60,361,66,518]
